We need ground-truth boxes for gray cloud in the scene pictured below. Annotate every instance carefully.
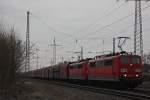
[0,0,150,69]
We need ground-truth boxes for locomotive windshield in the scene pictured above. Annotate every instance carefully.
[121,56,129,64]
[120,56,141,64]
[132,56,141,64]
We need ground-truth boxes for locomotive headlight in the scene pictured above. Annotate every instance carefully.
[136,74,139,77]
[124,74,127,77]
[120,68,127,73]
[135,69,141,73]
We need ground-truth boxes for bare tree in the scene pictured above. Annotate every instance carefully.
[0,24,25,97]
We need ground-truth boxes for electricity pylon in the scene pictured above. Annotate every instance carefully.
[118,0,149,57]
[49,37,62,65]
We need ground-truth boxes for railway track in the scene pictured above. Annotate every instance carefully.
[46,80,150,100]
[138,82,150,89]
[130,87,150,96]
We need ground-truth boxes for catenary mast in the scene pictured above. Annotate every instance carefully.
[25,11,30,72]
[118,0,149,57]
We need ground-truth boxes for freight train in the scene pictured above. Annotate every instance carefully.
[26,52,143,88]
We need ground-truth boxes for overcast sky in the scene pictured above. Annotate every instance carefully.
[0,0,150,69]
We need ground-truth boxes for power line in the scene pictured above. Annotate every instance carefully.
[29,3,150,62]
[57,14,150,59]
[30,12,72,37]
[83,15,150,54]
[68,16,149,60]
[60,1,126,47]
[76,4,150,45]
[75,1,125,33]
[28,2,138,55]
[111,15,150,37]
[57,12,150,58]
[30,12,78,52]
[54,1,126,49]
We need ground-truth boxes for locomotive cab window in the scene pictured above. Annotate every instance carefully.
[70,64,82,69]
[96,60,104,67]
[132,56,140,64]
[77,64,82,69]
[70,65,73,69]
[121,56,129,64]
[104,60,112,66]
[90,62,96,67]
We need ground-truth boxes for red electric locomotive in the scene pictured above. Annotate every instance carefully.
[86,52,143,88]
[68,61,89,80]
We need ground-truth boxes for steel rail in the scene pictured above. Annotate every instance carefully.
[48,80,150,100]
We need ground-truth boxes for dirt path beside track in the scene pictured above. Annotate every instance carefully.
[1,79,130,100]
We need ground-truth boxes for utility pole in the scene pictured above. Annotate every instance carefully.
[66,46,84,61]
[50,37,62,65]
[61,56,64,63]
[113,38,116,53]
[118,0,149,57]
[81,46,83,59]
[25,11,30,72]
[36,48,39,69]
[53,37,56,65]
[50,58,53,66]
[102,39,105,55]
[90,37,105,55]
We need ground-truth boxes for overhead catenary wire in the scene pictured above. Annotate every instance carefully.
[75,1,126,33]
[57,12,150,58]
[28,2,150,63]
[83,17,150,55]
[94,15,150,42]
[54,1,127,44]
[55,1,126,48]
[28,1,127,51]
[58,8,150,59]
[62,11,133,49]
[72,3,150,49]
[76,4,150,45]
[30,12,72,37]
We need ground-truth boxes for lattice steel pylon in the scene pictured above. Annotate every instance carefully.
[49,37,62,65]
[134,0,143,57]
[25,11,30,72]
[118,0,149,57]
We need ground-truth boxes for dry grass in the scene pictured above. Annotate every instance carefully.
[12,79,130,100]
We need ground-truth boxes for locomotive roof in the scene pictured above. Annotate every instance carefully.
[94,51,139,59]
[30,51,140,71]
[68,51,140,64]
